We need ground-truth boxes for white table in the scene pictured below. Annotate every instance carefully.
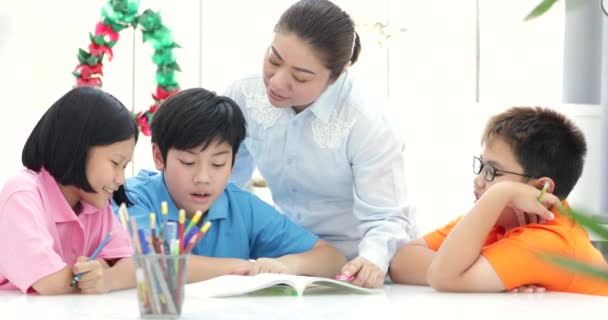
[1,283,606,320]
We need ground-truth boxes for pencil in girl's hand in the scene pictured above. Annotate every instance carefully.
[70,232,113,287]
[184,222,211,254]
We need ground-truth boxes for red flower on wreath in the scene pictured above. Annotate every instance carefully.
[74,63,104,79]
[152,86,179,101]
[136,112,152,136]
[88,43,114,61]
[76,77,102,87]
[95,22,120,43]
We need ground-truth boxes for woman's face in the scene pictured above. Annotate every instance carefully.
[262,32,334,112]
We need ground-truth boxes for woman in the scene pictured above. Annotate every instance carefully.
[225,0,415,288]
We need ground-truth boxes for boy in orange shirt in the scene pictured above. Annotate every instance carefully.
[389,106,608,296]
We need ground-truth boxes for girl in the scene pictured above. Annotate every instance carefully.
[0,86,138,295]
[225,0,415,288]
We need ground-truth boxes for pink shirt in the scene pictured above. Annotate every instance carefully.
[0,168,132,293]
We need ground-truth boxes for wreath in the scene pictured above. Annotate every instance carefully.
[73,0,181,135]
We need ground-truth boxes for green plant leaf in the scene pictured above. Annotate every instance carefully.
[540,254,608,280]
[559,207,608,240]
[525,0,559,21]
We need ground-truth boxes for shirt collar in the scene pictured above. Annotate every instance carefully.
[308,71,349,124]
[40,168,98,223]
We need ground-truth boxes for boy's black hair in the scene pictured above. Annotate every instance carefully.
[150,88,246,164]
[482,106,587,198]
[22,86,139,205]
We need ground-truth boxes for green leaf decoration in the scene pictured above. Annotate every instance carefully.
[89,32,107,45]
[77,48,90,64]
[540,254,608,280]
[152,48,176,65]
[111,0,130,12]
[137,9,163,31]
[101,2,121,22]
[558,207,608,240]
[102,17,129,33]
[162,84,180,92]
[86,55,102,66]
[525,0,559,21]
[157,62,181,72]
[156,72,177,86]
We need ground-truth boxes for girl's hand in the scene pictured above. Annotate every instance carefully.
[340,256,384,288]
[72,256,110,294]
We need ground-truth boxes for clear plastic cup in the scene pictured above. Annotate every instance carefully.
[133,254,188,319]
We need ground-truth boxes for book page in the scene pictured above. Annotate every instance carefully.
[188,273,381,297]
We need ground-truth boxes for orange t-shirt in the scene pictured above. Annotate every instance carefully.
[424,202,608,296]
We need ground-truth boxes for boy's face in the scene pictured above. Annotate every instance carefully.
[153,140,233,218]
[475,137,531,227]
[474,136,529,199]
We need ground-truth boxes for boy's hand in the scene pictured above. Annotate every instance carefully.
[231,258,294,276]
[510,284,546,293]
[514,208,550,226]
[72,256,110,294]
[501,182,560,222]
[340,256,384,288]
[250,258,294,275]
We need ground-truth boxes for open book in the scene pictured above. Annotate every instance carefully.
[189,273,382,297]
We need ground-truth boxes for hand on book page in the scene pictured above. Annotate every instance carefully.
[188,273,383,297]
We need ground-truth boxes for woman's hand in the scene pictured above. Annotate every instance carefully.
[340,256,384,288]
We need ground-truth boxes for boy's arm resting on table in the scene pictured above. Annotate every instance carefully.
[276,239,346,277]
[389,238,436,286]
[186,256,253,283]
[427,182,559,292]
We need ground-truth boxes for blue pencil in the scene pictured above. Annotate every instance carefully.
[70,232,113,287]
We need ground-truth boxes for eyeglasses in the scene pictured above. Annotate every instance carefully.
[472,156,534,182]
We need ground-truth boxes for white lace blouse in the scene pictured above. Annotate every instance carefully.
[225,72,416,272]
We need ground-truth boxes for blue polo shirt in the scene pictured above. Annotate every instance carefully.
[112,170,318,259]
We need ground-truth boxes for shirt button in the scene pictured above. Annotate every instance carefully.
[291,188,297,193]
[287,158,293,165]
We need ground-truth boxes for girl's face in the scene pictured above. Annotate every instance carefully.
[63,137,136,210]
[262,32,335,112]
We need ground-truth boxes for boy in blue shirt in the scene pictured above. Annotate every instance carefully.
[117,88,346,282]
